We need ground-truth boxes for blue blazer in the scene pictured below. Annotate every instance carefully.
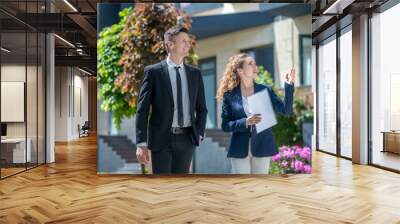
[221,82,295,158]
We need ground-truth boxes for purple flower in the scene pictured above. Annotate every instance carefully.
[303,164,312,173]
[292,145,301,150]
[294,160,304,172]
[282,150,289,157]
[299,148,311,161]
[282,149,295,159]
[272,154,281,162]
[275,145,313,174]
[295,147,303,155]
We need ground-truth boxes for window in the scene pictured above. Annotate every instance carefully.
[371,3,400,171]
[241,45,275,81]
[300,35,312,86]
[339,26,352,158]
[317,35,337,155]
[0,1,47,179]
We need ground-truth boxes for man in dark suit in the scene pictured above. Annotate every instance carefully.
[135,26,208,174]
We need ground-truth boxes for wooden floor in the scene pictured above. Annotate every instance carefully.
[1,163,45,178]
[1,135,400,223]
[1,167,26,177]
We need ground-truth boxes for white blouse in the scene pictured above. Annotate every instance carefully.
[242,96,251,117]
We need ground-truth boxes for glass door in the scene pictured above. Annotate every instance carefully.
[370,3,400,171]
[317,35,337,155]
[339,26,352,159]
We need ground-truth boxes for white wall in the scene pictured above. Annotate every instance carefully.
[54,67,89,141]
[72,72,89,138]
[55,67,68,141]
[119,116,136,143]
[274,17,295,87]
[1,65,26,81]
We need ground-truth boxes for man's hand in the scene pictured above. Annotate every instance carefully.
[199,135,204,144]
[136,146,150,165]
[284,68,296,85]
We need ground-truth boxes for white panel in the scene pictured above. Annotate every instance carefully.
[1,82,25,122]
[391,115,400,130]
[74,87,81,118]
[390,74,400,130]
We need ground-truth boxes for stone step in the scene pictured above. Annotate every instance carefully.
[100,135,139,163]
[211,136,230,141]
[206,132,231,137]
[99,136,128,141]
[106,144,136,149]
[204,129,231,149]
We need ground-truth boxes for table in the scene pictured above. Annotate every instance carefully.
[1,138,32,163]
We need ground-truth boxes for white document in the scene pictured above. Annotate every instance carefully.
[247,89,277,133]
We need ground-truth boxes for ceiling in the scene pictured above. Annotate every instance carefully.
[309,0,390,43]
[0,0,115,75]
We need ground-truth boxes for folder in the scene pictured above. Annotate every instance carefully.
[247,89,277,133]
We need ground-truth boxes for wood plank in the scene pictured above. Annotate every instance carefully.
[0,134,399,223]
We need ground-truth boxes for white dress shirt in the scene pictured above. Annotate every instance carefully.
[166,56,192,128]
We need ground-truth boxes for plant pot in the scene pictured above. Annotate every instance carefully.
[302,122,313,147]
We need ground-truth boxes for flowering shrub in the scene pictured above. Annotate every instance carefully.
[117,3,196,113]
[98,4,196,129]
[270,146,312,174]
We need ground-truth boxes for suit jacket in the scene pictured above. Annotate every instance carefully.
[136,60,208,151]
[221,82,294,158]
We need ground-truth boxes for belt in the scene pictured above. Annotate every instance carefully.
[171,126,192,134]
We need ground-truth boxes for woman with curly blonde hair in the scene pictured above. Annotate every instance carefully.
[217,53,296,174]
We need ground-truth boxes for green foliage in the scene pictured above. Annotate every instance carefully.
[116,3,196,112]
[297,108,314,124]
[274,114,302,147]
[268,160,280,174]
[255,66,303,147]
[255,66,274,87]
[97,7,134,129]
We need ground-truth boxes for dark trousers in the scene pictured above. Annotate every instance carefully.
[151,132,195,174]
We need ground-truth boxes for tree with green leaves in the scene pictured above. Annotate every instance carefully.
[97,4,196,129]
[97,7,133,129]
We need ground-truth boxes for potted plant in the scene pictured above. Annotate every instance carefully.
[297,109,314,148]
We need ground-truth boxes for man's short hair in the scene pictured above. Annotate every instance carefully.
[164,26,189,44]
